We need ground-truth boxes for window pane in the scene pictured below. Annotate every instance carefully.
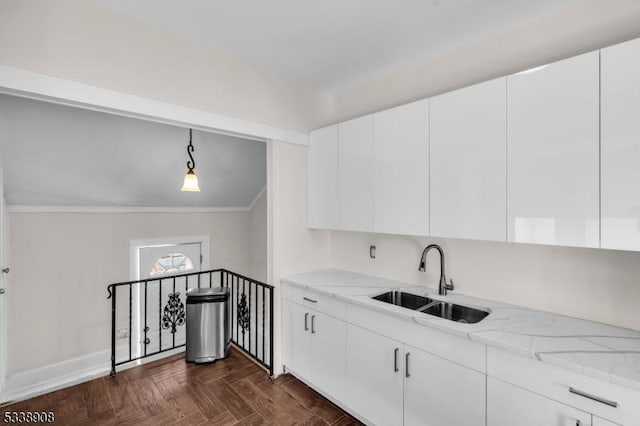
[149,252,194,276]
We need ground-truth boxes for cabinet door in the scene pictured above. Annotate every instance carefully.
[347,324,403,426]
[507,52,599,248]
[308,125,339,230]
[404,345,485,426]
[285,302,312,380]
[310,312,347,402]
[373,100,429,236]
[601,38,640,251]
[430,77,507,242]
[487,377,591,426]
[338,115,374,232]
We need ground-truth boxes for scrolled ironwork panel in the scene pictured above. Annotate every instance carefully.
[161,292,186,334]
[238,292,250,334]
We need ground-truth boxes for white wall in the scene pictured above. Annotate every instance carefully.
[0,0,331,133]
[248,189,268,283]
[327,0,640,125]
[329,231,640,331]
[268,141,331,374]
[7,211,255,375]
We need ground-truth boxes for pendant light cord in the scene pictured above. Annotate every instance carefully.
[186,129,196,171]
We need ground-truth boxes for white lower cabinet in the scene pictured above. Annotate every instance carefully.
[404,344,485,426]
[283,300,347,402]
[487,377,591,426]
[347,324,404,426]
[285,301,312,379]
[347,324,485,426]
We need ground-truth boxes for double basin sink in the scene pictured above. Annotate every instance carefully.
[372,291,489,324]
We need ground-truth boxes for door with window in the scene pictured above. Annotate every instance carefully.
[130,241,204,359]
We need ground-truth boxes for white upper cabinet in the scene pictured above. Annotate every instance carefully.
[601,38,640,251]
[507,52,600,248]
[373,100,430,236]
[430,78,507,241]
[338,115,375,232]
[308,125,339,230]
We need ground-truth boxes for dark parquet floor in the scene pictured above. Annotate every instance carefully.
[2,347,361,425]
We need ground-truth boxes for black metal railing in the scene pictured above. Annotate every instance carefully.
[107,269,274,376]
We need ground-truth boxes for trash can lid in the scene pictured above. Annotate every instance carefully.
[186,287,230,298]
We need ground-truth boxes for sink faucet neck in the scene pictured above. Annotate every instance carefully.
[418,244,454,296]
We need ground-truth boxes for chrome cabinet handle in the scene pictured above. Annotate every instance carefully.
[311,315,316,334]
[2,268,9,274]
[304,313,309,331]
[405,352,411,378]
[394,348,399,372]
[569,387,618,408]
[303,297,317,303]
[0,288,5,295]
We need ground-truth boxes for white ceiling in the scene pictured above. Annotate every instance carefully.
[92,0,576,90]
[0,95,266,208]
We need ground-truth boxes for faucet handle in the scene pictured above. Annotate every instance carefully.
[446,278,455,291]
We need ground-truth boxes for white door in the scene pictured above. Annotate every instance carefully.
[487,377,591,426]
[338,114,375,232]
[135,242,202,355]
[285,302,312,380]
[507,51,600,248]
[310,311,347,403]
[347,324,404,426]
[601,37,640,251]
[404,345,485,426]
[430,77,507,242]
[373,99,430,236]
[0,184,7,395]
[308,125,340,230]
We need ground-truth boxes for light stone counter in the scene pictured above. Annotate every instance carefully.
[282,268,640,392]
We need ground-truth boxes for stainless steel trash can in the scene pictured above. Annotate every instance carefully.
[186,287,231,363]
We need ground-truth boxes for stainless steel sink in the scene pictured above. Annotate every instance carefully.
[421,301,489,324]
[371,291,435,311]
[371,291,489,324]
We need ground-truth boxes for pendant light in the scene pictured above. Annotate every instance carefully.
[180,129,201,192]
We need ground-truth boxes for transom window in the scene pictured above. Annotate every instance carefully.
[149,252,194,276]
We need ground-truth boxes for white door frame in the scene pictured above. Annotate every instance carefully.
[129,235,210,281]
[0,173,7,396]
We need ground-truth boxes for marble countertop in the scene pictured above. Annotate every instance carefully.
[282,268,640,392]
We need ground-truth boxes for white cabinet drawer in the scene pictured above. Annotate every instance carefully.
[487,377,591,426]
[282,284,347,321]
[487,347,640,425]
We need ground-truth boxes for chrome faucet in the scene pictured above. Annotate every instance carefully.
[418,244,454,296]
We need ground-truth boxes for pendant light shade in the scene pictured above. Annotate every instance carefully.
[180,129,201,192]
[181,170,200,192]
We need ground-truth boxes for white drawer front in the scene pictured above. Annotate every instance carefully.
[487,347,639,425]
[283,284,347,321]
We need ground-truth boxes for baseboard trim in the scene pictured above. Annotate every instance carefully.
[0,346,186,404]
[1,350,110,404]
